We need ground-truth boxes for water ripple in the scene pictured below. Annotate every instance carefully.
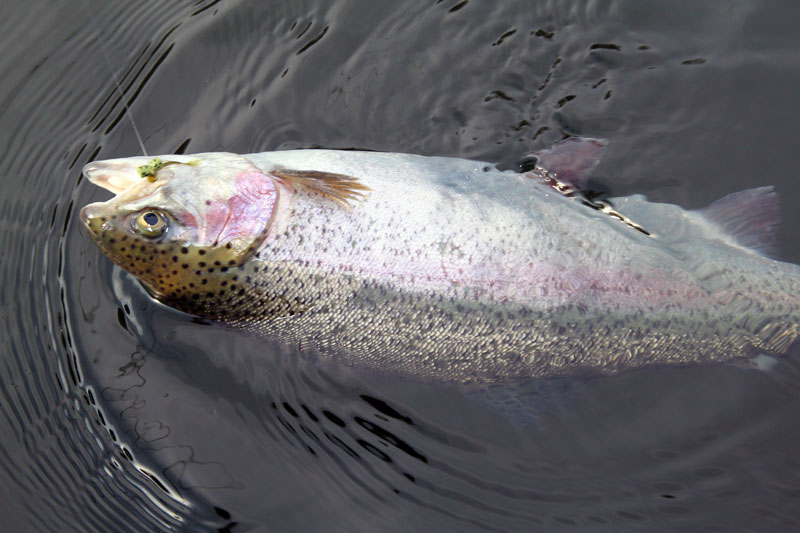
[1,0,800,531]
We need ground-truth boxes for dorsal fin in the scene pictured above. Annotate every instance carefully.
[698,186,780,255]
[270,169,371,206]
[521,137,651,236]
[525,137,607,190]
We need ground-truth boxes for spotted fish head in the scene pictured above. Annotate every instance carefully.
[80,152,281,303]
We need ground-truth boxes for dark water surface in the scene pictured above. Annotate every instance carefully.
[2,1,800,531]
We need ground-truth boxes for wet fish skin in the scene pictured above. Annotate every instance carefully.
[80,143,800,383]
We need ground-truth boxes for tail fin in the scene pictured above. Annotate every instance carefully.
[697,186,779,256]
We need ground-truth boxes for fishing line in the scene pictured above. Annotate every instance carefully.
[80,0,148,156]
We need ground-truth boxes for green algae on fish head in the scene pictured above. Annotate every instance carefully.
[137,157,200,182]
[80,153,281,314]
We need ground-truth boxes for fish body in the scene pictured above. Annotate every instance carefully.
[80,140,800,382]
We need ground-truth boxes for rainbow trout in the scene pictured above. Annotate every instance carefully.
[80,139,800,383]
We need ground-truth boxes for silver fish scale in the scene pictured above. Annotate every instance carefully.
[208,260,756,382]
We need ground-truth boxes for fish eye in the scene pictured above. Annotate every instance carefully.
[134,210,168,238]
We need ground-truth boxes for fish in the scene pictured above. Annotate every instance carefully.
[80,138,800,384]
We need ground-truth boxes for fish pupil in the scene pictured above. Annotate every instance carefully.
[143,212,159,226]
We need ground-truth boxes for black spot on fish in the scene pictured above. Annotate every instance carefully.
[199,249,206,255]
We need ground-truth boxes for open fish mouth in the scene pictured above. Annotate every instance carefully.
[83,160,144,194]
[82,155,199,195]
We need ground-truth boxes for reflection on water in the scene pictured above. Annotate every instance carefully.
[1,0,799,530]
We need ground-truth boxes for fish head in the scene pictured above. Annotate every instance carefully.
[80,153,280,302]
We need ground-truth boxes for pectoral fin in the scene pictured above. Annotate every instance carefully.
[270,168,371,207]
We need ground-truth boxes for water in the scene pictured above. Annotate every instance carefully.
[2,0,800,531]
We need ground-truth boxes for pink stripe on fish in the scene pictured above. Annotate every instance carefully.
[296,250,710,311]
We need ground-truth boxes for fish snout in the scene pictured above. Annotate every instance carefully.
[80,203,110,236]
